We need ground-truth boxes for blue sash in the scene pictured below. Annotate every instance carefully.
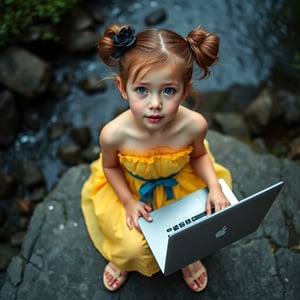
[126,169,179,208]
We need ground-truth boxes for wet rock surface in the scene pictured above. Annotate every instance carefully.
[0,47,52,98]
[0,131,299,300]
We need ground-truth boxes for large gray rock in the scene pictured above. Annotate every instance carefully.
[1,131,299,300]
[0,47,52,98]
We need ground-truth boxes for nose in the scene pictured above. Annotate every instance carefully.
[148,95,162,110]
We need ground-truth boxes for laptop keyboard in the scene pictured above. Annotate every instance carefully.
[166,211,206,234]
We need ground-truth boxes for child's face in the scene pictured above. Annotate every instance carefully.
[117,63,191,132]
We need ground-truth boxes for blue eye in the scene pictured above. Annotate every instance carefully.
[136,87,148,94]
[164,87,176,95]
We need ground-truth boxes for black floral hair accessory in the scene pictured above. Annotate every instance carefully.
[112,26,137,58]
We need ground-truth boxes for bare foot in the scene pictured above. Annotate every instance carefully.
[103,262,128,291]
[181,260,208,292]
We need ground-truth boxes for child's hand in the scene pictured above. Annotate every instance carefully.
[124,200,152,231]
[206,187,230,215]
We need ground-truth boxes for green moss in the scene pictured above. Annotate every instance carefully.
[0,0,78,47]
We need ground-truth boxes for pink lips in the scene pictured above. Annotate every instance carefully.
[146,115,163,123]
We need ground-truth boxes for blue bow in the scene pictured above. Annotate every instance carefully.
[139,177,178,207]
[126,169,179,208]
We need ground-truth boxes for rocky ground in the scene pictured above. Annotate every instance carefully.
[1,130,299,300]
[0,0,300,291]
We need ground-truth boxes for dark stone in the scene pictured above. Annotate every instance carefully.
[6,256,24,286]
[91,10,105,24]
[213,112,250,138]
[277,90,300,124]
[21,161,45,189]
[79,75,107,93]
[82,145,100,162]
[57,144,82,166]
[0,171,17,198]
[0,207,7,226]
[144,8,167,26]
[60,6,94,31]
[30,186,47,203]
[0,244,20,272]
[49,76,72,100]
[47,121,66,140]
[10,230,26,247]
[0,47,52,98]
[22,109,41,131]
[14,198,34,216]
[70,126,92,148]
[0,90,20,148]
[245,88,283,135]
[224,83,259,112]
[60,30,99,54]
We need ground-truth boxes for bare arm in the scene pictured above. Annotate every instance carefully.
[100,123,152,230]
[189,115,230,215]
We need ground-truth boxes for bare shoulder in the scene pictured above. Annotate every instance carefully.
[179,106,208,155]
[100,110,130,148]
[179,106,208,135]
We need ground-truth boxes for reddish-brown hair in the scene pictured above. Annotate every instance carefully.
[98,24,219,88]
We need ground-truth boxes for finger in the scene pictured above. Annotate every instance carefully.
[142,208,152,222]
[214,203,221,212]
[133,217,141,232]
[221,199,230,209]
[140,204,152,221]
[144,204,152,213]
[224,201,230,208]
[126,217,132,230]
[206,201,212,216]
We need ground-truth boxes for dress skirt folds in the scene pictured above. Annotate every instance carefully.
[81,140,232,276]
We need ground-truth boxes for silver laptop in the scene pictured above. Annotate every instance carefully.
[138,179,284,276]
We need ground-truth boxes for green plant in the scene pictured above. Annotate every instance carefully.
[0,0,78,47]
[293,51,300,70]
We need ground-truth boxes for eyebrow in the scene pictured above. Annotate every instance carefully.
[133,80,179,86]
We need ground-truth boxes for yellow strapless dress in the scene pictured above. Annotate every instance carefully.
[81,140,232,276]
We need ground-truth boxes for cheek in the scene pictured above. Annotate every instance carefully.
[129,101,144,115]
[165,101,181,115]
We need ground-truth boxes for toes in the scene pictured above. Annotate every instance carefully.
[104,271,114,286]
[195,271,207,288]
[182,261,208,291]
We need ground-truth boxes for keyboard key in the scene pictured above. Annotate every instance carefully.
[179,222,185,228]
[191,212,205,221]
[185,218,191,225]
[166,212,206,234]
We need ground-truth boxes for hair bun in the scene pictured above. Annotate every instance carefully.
[186,26,219,78]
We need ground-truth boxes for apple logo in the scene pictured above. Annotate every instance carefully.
[215,226,228,238]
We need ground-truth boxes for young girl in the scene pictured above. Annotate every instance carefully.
[81,24,232,293]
